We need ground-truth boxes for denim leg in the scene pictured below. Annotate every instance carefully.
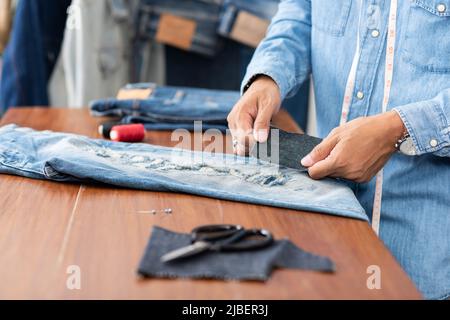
[131,0,223,74]
[0,124,368,220]
[0,0,71,114]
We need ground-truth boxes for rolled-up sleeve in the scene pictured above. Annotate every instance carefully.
[241,0,312,100]
[394,88,450,157]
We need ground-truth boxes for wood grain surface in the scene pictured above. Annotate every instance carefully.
[0,108,421,299]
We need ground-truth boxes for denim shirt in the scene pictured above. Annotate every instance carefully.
[242,0,450,299]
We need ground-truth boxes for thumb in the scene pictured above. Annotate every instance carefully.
[301,136,338,167]
[253,108,273,143]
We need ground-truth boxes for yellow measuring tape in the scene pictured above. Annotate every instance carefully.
[340,0,398,235]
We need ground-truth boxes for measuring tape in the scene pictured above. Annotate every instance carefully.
[340,0,398,235]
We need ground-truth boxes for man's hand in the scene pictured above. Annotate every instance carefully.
[301,111,406,183]
[227,76,281,155]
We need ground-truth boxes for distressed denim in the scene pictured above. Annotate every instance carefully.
[133,0,223,61]
[90,83,239,131]
[243,0,450,299]
[0,124,367,220]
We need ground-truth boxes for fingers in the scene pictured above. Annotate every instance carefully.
[307,156,337,180]
[228,103,255,156]
[307,142,389,182]
[301,134,339,168]
[301,114,398,181]
[227,77,281,155]
[307,140,344,179]
[253,106,272,143]
[303,130,340,180]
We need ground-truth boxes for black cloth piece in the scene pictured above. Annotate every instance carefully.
[251,127,323,172]
[138,227,335,281]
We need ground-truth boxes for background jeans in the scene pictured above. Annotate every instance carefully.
[165,0,310,129]
[0,0,71,114]
[90,83,239,129]
[132,0,223,77]
[166,41,310,130]
[0,124,367,220]
[119,115,229,132]
[218,0,280,36]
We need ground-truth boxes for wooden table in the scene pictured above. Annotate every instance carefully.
[0,108,421,299]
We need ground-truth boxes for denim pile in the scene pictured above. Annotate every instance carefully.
[0,0,280,113]
[0,0,309,130]
[134,0,280,58]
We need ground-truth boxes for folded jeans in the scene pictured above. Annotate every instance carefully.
[90,82,240,131]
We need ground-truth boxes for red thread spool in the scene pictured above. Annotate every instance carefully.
[110,124,145,142]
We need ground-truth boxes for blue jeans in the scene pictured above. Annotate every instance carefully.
[0,124,366,220]
[164,0,309,129]
[166,42,310,130]
[0,0,71,114]
[218,0,280,36]
[133,0,223,62]
[165,41,246,91]
[89,83,239,131]
[119,115,229,132]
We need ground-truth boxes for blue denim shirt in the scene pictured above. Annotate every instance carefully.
[243,0,450,299]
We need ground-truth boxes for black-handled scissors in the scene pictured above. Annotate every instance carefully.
[160,224,274,263]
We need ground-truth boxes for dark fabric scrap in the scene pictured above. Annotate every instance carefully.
[138,227,335,281]
[251,126,323,172]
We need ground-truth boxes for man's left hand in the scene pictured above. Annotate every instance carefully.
[301,111,407,183]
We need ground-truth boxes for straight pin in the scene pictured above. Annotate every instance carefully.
[136,209,173,215]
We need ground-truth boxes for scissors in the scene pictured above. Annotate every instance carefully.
[160,224,274,263]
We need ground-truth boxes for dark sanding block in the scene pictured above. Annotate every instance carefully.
[250,126,323,171]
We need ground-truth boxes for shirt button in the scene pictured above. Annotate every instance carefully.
[371,29,380,38]
[437,3,446,13]
[356,91,364,100]
[430,139,438,147]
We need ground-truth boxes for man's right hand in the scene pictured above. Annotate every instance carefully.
[227,75,282,156]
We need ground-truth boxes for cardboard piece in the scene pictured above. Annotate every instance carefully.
[230,11,270,48]
[155,14,196,50]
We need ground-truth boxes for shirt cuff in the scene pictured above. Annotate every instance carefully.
[241,56,296,101]
[394,101,450,156]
